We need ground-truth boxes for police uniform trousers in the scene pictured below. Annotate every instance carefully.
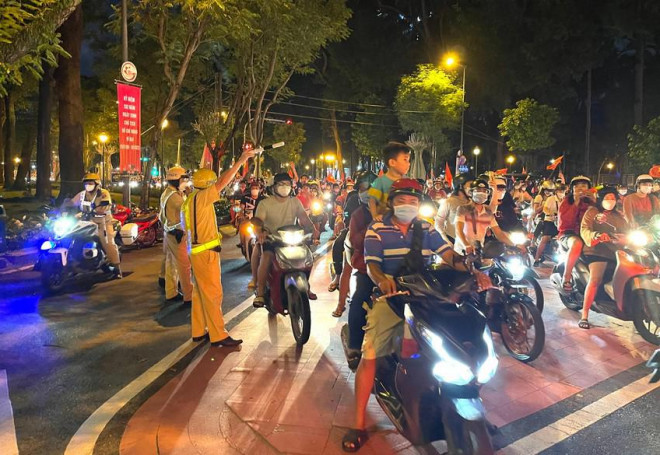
[190,249,228,342]
[165,232,193,301]
[95,220,120,265]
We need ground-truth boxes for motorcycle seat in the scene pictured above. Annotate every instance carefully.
[132,212,158,222]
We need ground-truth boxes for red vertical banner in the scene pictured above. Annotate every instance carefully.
[117,83,142,172]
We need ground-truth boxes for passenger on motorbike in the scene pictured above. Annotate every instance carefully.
[434,173,473,245]
[427,178,447,201]
[533,184,566,266]
[490,177,521,233]
[342,178,491,452]
[532,180,555,239]
[512,179,533,206]
[558,175,595,292]
[623,174,660,229]
[578,187,629,329]
[252,173,319,308]
[67,173,121,277]
[367,142,412,221]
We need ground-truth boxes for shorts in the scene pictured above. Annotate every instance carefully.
[361,296,403,360]
[559,231,580,250]
[541,221,558,237]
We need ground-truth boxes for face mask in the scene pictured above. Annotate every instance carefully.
[276,185,292,197]
[640,185,652,195]
[393,204,418,223]
[472,192,489,204]
[618,189,627,196]
[85,183,96,192]
[602,200,616,211]
[358,191,370,205]
[250,189,259,198]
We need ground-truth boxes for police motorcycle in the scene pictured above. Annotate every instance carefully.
[550,225,660,345]
[39,211,137,293]
[367,265,498,453]
[471,239,545,362]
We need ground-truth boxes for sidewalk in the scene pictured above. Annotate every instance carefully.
[119,259,657,455]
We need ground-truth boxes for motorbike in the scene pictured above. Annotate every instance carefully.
[359,266,498,452]
[113,203,162,248]
[473,240,545,362]
[239,218,259,263]
[309,197,328,238]
[39,213,138,293]
[261,225,315,345]
[550,228,660,345]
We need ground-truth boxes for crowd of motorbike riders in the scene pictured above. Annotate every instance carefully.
[57,141,660,452]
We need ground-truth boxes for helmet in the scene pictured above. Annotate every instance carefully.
[452,173,474,192]
[166,166,188,180]
[308,179,319,187]
[597,185,618,203]
[469,178,491,194]
[540,180,556,191]
[355,170,378,187]
[388,178,425,201]
[555,183,567,192]
[273,172,292,185]
[636,174,653,186]
[192,169,217,189]
[82,173,101,184]
[570,175,592,188]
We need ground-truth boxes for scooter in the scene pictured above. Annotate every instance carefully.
[239,218,258,263]
[550,229,660,345]
[39,213,137,293]
[113,203,162,248]
[260,225,314,345]
[366,266,498,452]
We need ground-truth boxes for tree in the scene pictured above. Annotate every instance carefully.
[351,98,400,158]
[269,121,306,165]
[395,64,464,145]
[498,98,559,153]
[628,116,660,174]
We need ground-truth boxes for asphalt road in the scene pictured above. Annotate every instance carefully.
[0,235,259,455]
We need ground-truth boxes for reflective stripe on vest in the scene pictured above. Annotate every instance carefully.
[190,237,222,255]
[160,189,182,231]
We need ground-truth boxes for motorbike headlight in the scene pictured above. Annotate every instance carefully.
[323,191,332,201]
[477,328,499,384]
[326,203,333,210]
[628,230,650,248]
[53,217,75,238]
[418,323,475,385]
[278,228,305,246]
[509,231,527,246]
[40,240,55,251]
[311,201,322,212]
[504,256,526,281]
[419,203,436,219]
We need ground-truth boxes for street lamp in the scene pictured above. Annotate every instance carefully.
[472,146,481,174]
[506,155,515,172]
[597,160,615,184]
[99,133,109,187]
[160,119,168,189]
[443,52,467,156]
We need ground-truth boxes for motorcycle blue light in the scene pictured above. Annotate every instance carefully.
[40,240,55,251]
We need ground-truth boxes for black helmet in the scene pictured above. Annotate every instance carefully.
[273,172,292,185]
[355,170,378,188]
[452,173,474,192]
[469,178,491,194]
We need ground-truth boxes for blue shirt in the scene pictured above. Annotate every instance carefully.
[364,213,451,276]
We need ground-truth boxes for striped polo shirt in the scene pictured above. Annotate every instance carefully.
[364,213,451,276]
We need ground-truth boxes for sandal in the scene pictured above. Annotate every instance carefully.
[253,296,265,308]
[578,318,590,329]
[332,306,346,318]
[342,428,369,452]
[563,281,574,292]
[328,281,339,292]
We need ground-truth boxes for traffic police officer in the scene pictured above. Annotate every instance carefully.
[182,146,258,346]
[160,166,193,304]
[70,173,122,277]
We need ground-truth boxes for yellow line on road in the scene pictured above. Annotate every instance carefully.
[497,376,660,455]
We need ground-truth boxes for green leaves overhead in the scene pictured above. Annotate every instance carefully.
[628,116,660,174]
[498,98,559,153]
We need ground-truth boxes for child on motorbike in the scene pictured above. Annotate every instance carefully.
[578,186,629,329]
[367,142,411,220]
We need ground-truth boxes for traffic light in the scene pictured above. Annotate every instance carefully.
[285,118,293,125]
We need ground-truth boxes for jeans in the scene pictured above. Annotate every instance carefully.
[348,270,374,350]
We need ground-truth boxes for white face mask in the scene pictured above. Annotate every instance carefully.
[358,191,370,205]
[640,185,653,195]
[85,183,96,192]
[393,204,418,223]
[618,189,627,196]
[602,200,616,211]
[472,192,489,204]
[275,185,292,197]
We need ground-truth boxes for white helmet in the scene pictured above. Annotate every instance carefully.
[636,174,653,186]
[166,166,188,180]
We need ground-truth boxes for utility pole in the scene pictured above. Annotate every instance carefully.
[121,0,130,205]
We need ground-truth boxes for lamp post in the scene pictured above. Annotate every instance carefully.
[472,146,481,175]
[99,133,109,187]
[444,53,467,156]
[506,155,515,173]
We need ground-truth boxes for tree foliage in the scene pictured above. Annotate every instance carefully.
[498,98,559,152]
[628,116,660,174]
[351,97,400,158]
[395,64,464,144]
[268,121,306,164]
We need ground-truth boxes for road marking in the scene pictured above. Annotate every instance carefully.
[496,376,660,454]
[65,239,331,455]
[0,370,19,455]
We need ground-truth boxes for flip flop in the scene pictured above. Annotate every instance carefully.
[342,428,369,452]
[578,318,590,329]
[332,307,346,317]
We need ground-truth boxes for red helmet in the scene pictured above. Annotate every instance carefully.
[388,178,425,201]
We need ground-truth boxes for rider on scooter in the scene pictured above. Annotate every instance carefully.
[342,178,491,452]
[252,173,319,308]
[533,184,566,266]
[623,174,660,229]
[434,173,473,245]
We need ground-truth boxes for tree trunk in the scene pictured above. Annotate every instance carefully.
[634,33,645,127]
[36,65,54,200]
[584,68,592,174]
[12,124,36,190]
[54,5,84,201]
[329,108,343,179]
[3,92,16,188]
